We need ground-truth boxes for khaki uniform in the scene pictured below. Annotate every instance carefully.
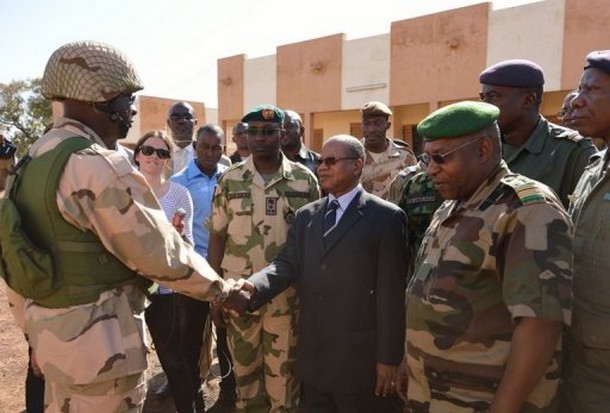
[406,162,573,412]
[360,138,416,200]
[503,117,597,208]
[559,151,610,413]
[0,156,14,192]
[6,117,228,413]
[208,154,319,412]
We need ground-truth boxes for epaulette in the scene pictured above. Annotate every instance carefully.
[392,139,410,148]
[398,165,418,177]
[509,176,546,204]
[550,125,584,143]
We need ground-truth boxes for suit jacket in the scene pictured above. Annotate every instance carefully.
[249,189,407,394]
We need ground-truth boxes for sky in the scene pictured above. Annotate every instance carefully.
[0,0,538,108]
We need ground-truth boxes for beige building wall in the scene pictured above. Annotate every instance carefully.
[313,110,359,142]
[562,0,610,89]
[487,0,565,91]
[244,55,277,112]
[390,4,489,107]
[218,54,246,129]
[342,34,390,110]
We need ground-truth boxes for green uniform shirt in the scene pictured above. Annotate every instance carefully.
[503,117,597,208]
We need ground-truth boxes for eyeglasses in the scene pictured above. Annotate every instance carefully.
[418,138,481,166]
[315,156,358,167]
[140,145,171,159]
[246,126,282,137]
[556,108,570,119]
[169,113,195,121]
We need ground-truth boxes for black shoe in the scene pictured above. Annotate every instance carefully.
[217,386,237,404]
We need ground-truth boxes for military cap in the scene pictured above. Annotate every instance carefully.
[361,101,393,118]
[417,101,499,141]
[42,41,143,103]
[584,50,610,74]
[241,104,284,123]
[479,59,545,88]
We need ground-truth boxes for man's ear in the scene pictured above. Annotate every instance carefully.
[522,91,537,108]
[478,137,494,163]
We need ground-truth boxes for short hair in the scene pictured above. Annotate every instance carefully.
[197,124,224,141]
[326,134,365,160]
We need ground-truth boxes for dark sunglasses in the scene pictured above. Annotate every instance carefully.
[315,156,358,167]
[418,138,481,166]
[246,126,282,137]
[169,113,195,121]
[140,145,171,159]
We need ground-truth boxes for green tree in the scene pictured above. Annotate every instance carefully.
[0,78,52,158]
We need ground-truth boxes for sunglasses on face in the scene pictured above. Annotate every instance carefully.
[315,156,358,167]
[169,113,195,121]
[246,126,282,137]
[140,145,171,159]
[418,138,481,166]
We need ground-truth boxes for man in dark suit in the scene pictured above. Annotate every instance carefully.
[225,134,407,413]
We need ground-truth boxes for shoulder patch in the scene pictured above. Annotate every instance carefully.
[551,126,584,143]
[392,139,410,148]
[513,180,546,204]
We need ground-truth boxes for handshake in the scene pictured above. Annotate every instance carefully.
[213,279,257,326]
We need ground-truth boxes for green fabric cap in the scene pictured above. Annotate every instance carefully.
[241,104,284,123]
[417,101,499,141]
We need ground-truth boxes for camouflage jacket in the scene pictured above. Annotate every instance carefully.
[397,171,443,278]
[360,138,417,200]
[387,163,421,205]
[5,117,229,387]
[208,154,320,314]
[502,116,598,208]
[406,161,573,412]
[568,150,610,350]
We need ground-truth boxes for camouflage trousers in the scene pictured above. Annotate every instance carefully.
[45,372,146,413]
[25,286,149,412]
[227,302,299,413]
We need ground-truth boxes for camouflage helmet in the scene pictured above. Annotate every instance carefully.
[42,40,143,103]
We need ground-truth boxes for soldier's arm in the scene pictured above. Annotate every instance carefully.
[566,140,598,200]
[490,317,561,413]
[207,232,228,276]
[57,152,229,303]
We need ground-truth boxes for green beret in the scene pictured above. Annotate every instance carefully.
[417,101,499,141]
[361,101,392,118]
[241,104,284,123]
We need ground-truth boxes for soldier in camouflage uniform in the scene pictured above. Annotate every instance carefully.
[359,101,417,200]
[479,59,598,208]
[0,41,236,413]
[396,101,573,412]
[558,50,610,413]
[207,104,320,413]
[387,163,419,205]
[397,170,443,279]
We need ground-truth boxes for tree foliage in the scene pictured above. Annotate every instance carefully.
[0,78,52,158]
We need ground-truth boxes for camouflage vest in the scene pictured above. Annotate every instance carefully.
[0,137,139,307]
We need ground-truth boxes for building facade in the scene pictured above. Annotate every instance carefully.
[217,0,610,153]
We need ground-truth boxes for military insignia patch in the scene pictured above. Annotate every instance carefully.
[265,197,278,215]
[262,108,274,120]
[284,210,295,224]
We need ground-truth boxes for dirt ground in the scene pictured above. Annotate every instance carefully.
[0,284,234,413]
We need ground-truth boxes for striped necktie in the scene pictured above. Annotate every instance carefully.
[323,199,340,237]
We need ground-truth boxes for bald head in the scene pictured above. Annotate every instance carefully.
[167,101,197,146]
[318,135,364,197]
